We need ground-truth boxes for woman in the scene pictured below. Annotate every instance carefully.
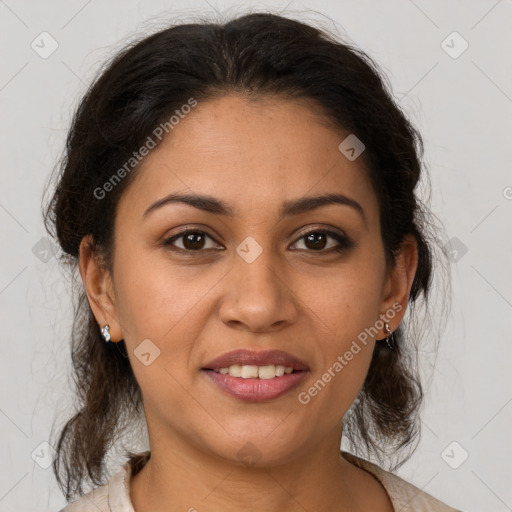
[45,11,461,512]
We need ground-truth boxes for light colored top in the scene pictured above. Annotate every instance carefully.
[59,451,462,511]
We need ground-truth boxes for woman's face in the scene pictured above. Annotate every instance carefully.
[84,94,415,466]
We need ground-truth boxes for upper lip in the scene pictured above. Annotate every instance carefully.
[203,349,310,371]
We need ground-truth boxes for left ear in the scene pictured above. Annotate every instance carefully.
[379,234,419,331]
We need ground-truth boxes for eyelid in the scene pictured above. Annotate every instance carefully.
[293,224,347,241]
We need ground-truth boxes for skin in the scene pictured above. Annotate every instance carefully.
[79,94,418,512]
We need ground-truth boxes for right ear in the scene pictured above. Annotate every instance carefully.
[79,235,122,342]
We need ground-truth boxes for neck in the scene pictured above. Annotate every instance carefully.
[129,429,370,512]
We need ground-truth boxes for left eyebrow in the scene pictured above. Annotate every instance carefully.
[281,193,366,225]
[142,192,366,225]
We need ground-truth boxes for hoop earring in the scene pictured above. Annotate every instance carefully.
[101,324,111,343]
[382,322,395,350]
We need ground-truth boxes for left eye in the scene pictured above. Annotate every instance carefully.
[290,230,351,253]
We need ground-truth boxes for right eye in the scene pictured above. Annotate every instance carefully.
[161,228,224,252]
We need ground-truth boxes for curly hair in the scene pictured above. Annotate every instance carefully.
[43,10,450,501]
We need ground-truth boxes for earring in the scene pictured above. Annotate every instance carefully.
[382,322,395,350]
[101,324,111,343]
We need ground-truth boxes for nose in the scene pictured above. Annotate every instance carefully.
[218,244,298,333]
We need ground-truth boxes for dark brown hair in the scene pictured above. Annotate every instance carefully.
[43,10,450,501]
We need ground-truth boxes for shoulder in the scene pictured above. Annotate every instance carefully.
[341,451,462,512]
[58,462,134,512]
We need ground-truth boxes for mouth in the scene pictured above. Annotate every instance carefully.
[202,349,309,402]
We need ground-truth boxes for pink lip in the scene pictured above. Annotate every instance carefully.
[202,349,310,371]
[203,369,308,402]
[201,349,310,402]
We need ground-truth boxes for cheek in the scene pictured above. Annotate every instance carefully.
[294,256,383,414]
[299,316,376,428]
[112,251,223,389]
[296,334,375,436]
[301,254,385,339]
[113,248,210,342]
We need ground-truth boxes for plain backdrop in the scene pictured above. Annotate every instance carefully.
[1,1,511,511]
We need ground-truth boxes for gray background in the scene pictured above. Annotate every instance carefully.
[1,0,511,511]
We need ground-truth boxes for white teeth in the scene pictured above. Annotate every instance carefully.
[241,365,258,378]
[258,365,277,379]
[216,364,295,378]
[228,365,241,377]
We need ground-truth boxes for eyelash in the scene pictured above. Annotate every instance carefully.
[161,227,353,255]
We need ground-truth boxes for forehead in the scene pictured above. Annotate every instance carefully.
[117,94,378,225]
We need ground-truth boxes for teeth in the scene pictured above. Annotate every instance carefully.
[228,365,242,377]
[216,364,295,378]
[258,365,276,379]
[241,365,258,378]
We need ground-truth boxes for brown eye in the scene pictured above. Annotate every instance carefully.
[304,232,328,250]
[290,230,353,253]
[182,232,206,250]
[162,229,222,252]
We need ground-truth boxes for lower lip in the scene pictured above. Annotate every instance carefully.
[203,369,308,402]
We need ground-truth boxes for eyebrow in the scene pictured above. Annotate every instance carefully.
[142,192,366,224]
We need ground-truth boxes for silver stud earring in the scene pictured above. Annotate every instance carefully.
[101,324,111,342]
[382,322,395,350]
